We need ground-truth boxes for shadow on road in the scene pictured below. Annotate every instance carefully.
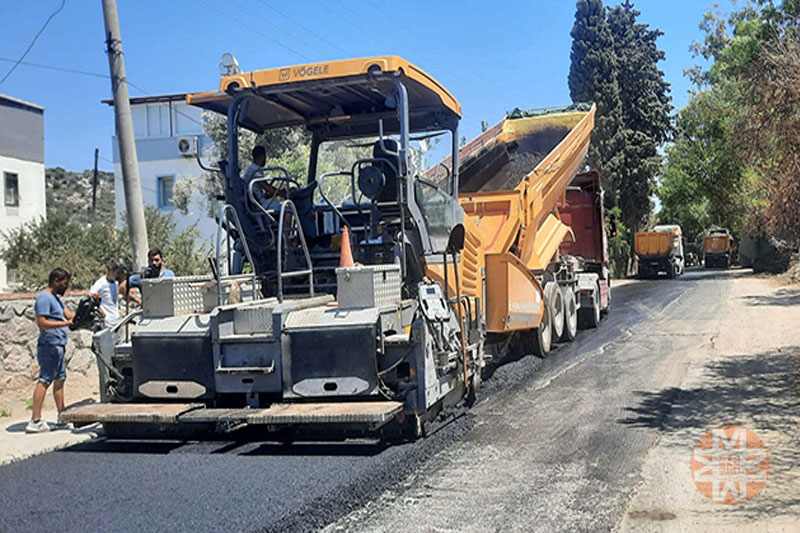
[741,288,800,307]
[62,439,184,454]
[679,268,752,282]
[242,441,388,457]
[618,346,800,517]
[620,346,799,431]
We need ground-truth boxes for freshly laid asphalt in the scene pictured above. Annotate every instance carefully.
[0,269,719,533]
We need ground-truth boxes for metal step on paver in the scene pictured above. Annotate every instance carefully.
[63,401,403,428]
[62,403,203,424]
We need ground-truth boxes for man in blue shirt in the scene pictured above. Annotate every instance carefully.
[27,268,75,433]
[119,248,175,306]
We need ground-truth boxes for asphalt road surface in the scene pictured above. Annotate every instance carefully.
[1,268,788,532]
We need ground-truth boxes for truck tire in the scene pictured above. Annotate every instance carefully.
[544,282,565,342]
[529,304,552,358]
[560,285,578,342]
[578,284,600,329]
[667,263,676,279]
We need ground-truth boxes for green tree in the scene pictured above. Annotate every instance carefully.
[723,5,800,245]
[568,0,625,204]
[1,207,208,291]
[607,1,672,237]
[657,87,746,241]
[45,167,116,225]
[660,2,800,248]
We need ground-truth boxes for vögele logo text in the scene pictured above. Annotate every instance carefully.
[292,64,329,78]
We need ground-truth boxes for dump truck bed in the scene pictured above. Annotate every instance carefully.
[704,235,732,254]
[635,231,674,257]
[426,104,596,334]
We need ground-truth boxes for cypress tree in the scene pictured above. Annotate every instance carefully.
[607,0,672,234]
[568,0,625,206]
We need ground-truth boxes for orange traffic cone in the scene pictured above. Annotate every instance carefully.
[340,226,355,268]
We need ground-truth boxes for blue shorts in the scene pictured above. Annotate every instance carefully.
[37,344,66,384]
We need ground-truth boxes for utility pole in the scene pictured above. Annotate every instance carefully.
[91,147,99,216]
[101,0,148,270]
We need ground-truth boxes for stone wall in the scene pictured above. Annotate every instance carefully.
[0,296,97,390]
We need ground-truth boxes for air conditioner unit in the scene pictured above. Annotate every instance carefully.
[177,136,197,157]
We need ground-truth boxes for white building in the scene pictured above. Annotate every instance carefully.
[0,95,46,292]
[105,93,217,247]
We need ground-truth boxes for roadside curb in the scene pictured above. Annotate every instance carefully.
[1,412,101,467]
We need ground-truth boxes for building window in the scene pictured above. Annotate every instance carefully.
[157,175,174,209]
[6,266,18,285]
[4,172,19,207]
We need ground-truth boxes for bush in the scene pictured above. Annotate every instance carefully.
[1,207,209,290]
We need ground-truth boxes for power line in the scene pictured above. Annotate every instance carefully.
[0,55,205,130]
[255,0,353,57]
[122,79,205,129]
[196,0,314,62]
[0,56,107,79]
[0,0,66,86]
[227,0,335,60]
[314,0,484,132]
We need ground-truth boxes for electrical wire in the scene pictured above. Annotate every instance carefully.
[0,54,206,131]
[314,0,484,133]
[196,0,313,61]
[227,0,335,60]
[255,0,353,57]
[0,0,66,85]
[0,56,107,79]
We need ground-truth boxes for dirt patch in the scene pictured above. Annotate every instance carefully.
[628,510,677,521]
[0,369,99,421]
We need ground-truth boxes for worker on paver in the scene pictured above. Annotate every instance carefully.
[119,248,175,306]
[27,268,75,433]
[242,145,288,211]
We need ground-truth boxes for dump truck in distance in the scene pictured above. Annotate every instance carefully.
[635,225,685,279]
[703,228,734,268]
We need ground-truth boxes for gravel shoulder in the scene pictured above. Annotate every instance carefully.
[618,276,800,532]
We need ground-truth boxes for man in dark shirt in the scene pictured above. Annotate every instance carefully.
[27,268,75,433]
[119,248,175,306]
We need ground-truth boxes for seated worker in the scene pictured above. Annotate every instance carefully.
[243,145,289,211]
[119,248,175,306]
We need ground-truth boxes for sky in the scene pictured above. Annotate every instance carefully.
[0,0,736,173]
